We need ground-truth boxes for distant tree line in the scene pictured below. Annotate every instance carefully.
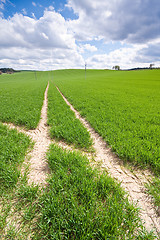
[111,63,159,71]
[0,68,19,74]
[126,67,160,71]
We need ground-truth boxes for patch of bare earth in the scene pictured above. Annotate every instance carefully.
[56,86,160,237]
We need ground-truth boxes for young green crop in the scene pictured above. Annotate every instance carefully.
[0,71,48,129]
[51,69,160,174]
[0,123,30,196]
[0,171,39,238]
[47,82,92,149]
[35,144,154,239]
[146,177,160,211]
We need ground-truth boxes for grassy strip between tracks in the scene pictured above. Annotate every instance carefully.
[34,144,155,239]
[47,82,92,150]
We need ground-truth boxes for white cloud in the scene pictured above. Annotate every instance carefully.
[0,10,75,49]
[0,0,6,9]
[0,3,4,10]
[78,43,97,53]
[48,6,54,11]
[67,0,160,43]
[32,12,36,19]
[22,8,27,15]
[0,47,84,70]
[32,2,36,7]
[135,40,160,64]
[41,32,49,40]
[0,1,159,70]
[0,10,84,70]
[85,43,159,70]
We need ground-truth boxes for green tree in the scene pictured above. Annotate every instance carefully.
[113,65,120,70]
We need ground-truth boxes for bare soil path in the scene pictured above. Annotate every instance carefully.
[56,86,160,237]
[4,83,51,187]
[25,83,51,186]
[1,83,51,238]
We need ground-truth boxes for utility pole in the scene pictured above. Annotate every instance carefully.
[51,49,54,81]
[34,71,37,80]
[85,62,87,79]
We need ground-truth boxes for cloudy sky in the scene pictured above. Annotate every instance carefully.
[0,0,160,70]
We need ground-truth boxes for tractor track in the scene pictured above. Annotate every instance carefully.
[3,83,51,186]
[56,86,160,237]
[1,82,159,238]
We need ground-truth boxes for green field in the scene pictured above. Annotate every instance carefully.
[0,123,30,196]
[52,69,160,174]
[1,144,154,239]
[34,144,152,239]
[0,71,48,129]
[0,70,159,239]
[48,82,92,149]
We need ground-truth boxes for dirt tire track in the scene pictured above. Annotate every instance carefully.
[1,83,51,239]
[25,83,51,186]
[56,86,160,237]
[2,82,159,237]
[4,83,51,186]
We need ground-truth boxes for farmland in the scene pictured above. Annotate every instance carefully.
[48,82,92,149]
[52,69,160,174]
[0,123,30,196]
[0,70,159,238]
[34,144,153,239]
[0,71,48,129]
[0,123,31,234]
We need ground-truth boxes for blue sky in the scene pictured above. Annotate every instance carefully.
[0,0,160,70]
[2,0,77,20]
